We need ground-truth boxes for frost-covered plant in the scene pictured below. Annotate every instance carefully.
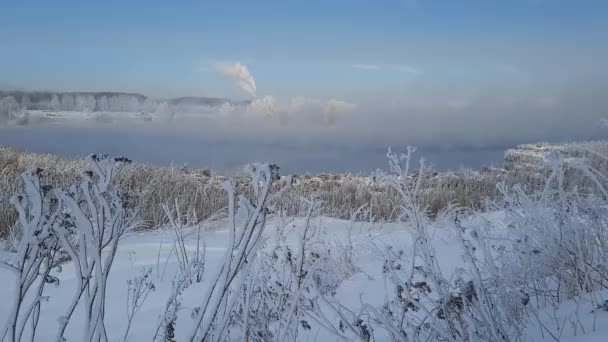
[235,197,316,340]
[152,203,208,342]
[486,152,608,299]
[163,201,206,283]
[449,215,529,341]
[153,163,292,341]
[223,211,301,341]
[372,148,455,340]
[153,269,191,342]
[371,148,531,341]
[53,154,138,342]
[0,168,63,342]
[319,145,608,342]
[122,267,155,342]
[475,152,608,339]
[0,155,137,342]
[312,147,528,342]
[225,195,358,341]
[186,163,290,341]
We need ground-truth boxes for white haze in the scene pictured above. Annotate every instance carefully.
[1,74,607,173]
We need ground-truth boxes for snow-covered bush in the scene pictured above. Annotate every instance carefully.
[52,154,138,342]
[224,196,355,341]
[185,163,291,341]
[0,154,137,342]
[152,163,294,342]
[0,168,63,342]
[163,200,206,283]
[309,146,608,341]
[314,147,503,341]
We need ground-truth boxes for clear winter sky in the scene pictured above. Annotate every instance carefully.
[1,0,606,101]
[1,1,608,172]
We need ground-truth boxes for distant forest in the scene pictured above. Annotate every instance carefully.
[0,90,250,113]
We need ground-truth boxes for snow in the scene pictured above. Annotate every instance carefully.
[2,212,606,341]
[524,290,608,342]
[0,217,422,340]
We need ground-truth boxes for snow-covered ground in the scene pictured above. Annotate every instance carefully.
[2,213,607,341]
[0,217,383,341]
[2,154,608,341]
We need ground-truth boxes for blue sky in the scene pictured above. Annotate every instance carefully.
[1,0,607,102]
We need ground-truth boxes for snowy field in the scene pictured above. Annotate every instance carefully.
[2,215,607,341]
[0,217,427,341]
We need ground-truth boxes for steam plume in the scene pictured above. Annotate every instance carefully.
[212,62,257,96]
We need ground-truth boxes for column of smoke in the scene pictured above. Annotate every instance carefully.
[212,62,257,97]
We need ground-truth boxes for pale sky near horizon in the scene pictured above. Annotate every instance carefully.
[1,0,607,104]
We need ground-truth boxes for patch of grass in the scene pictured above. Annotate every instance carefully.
[2,141,607,236]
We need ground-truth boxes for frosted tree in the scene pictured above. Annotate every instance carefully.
[96,96,109,112]
[20,96,31,110]
[60,94,75,111]
[248,96,277,119]
[142,97,158,113]
[49,94,60,112]
[85,95,96,113]
[75,95,96,113]
[75,95,86,112]
[0,96,19,122]
[127,97,140,113]
[108,96,120,112]
[109,95,135,112]
[154,102,174,121]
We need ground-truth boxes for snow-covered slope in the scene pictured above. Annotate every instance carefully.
[2,214,607,341]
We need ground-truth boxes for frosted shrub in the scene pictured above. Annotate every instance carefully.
[490,153,608,304]
[123,267,155,342]
[311,148,529,342]
[185,163,291,341]
[225,196,355,341]
[0,168,63,342]
[0,154,137,342]
[163,200,207,283]
[53,154,139,342]
[319,146,608,341]
[151,163,293,342]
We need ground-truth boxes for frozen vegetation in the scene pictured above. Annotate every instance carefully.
[1,141,608,341]
[2,141,608,237]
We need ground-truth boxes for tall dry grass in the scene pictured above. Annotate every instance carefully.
[2,142,608,238]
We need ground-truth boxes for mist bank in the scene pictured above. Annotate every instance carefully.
[0,125,507,174]
[1,76,606,173]
[2,76,607,148]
